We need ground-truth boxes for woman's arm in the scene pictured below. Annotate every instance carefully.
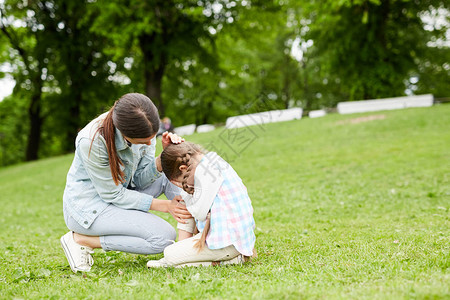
[78,137,153,211]
[133,137,162,189]
[151,196,192,223]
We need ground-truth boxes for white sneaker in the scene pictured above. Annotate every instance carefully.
[147,258,169,268]
[174,255,245,268]
[60,231,94,273]
[218,254,245,266]
[147,255,245,269]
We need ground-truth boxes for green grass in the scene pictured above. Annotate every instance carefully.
[0,105,449,299]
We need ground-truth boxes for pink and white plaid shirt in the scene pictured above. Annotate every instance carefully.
[196,153,256,256]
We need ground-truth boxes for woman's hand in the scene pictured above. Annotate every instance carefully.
[168,195,192,223]
[161,131,184,149]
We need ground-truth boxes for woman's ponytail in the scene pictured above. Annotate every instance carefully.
[101,105,125,185]
[90,103,125,186]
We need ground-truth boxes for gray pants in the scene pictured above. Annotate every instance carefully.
[64,175,181,255]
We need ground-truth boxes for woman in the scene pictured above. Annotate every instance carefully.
[61,93,191,273]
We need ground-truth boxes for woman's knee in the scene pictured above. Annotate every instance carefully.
[146,225,176,253]
[163,221,177,242]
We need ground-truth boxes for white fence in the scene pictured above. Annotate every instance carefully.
[173,95,434,136]
[337,94,434,114]
[173,124,196,136]
[225,107,303,129]
[196,124,215,133]
[309,110,327,118]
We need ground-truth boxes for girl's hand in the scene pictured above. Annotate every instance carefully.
[168,195,192,223]
[161,132,185,149]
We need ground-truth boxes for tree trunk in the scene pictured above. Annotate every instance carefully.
[25,86,43,161]
[139,30,167,117]
[64,91,82,153]
[301,61,311,111]
[202,100,213,125]
[145,65,165,117]
[282,54,291,109]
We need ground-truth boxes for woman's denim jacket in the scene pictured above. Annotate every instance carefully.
[63,113,161,229]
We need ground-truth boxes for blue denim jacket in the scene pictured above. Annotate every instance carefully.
[63,113,161,229]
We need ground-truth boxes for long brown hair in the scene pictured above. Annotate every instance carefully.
[161,142,210,250]
[91,93,160,185]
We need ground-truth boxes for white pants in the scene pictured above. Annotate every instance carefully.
[163,233,240,266]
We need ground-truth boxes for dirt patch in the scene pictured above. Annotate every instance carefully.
[336,114,386,125]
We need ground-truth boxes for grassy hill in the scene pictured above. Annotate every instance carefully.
[0,105,449,299]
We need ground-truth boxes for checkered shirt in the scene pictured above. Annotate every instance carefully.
[196,153,256,256]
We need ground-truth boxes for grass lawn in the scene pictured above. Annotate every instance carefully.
[0,105,449,299]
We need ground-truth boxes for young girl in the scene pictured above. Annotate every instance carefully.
[146,142,256,268]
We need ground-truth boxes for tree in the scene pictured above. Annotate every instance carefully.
[162,1,338,125]
[303,0,449,101]
[0,1,120,159]
[90,0,243,117]
[0,1,48,161]
[44,1,118,152]
[412,7,450,98]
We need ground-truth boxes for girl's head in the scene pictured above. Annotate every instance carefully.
[161,142,205,194]
[95,93,160,185]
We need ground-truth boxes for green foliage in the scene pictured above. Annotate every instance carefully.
[35,0,121,151]
[304,0,449,100]
[89,0,237,116]
[0,94,28,165]
[0,0,121,161]
[0,106,449,298]
[413,43,450,98]
[162,2,306,127]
